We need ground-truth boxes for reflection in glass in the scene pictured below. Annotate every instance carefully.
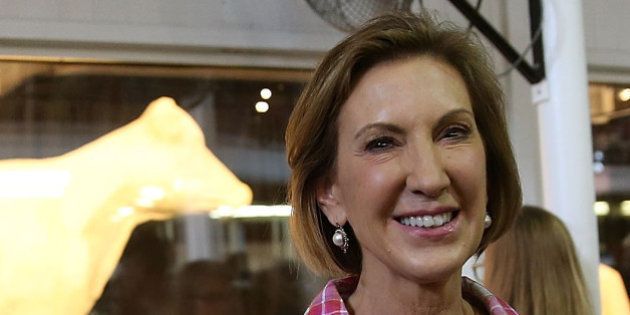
[0,60,324,314]
[589,82,630,296]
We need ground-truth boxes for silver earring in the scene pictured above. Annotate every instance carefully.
[484,213,492,229]
[332,224,349,254]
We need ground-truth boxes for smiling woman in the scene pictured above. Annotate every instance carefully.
[328,56,489,286]
[285,11,522,315]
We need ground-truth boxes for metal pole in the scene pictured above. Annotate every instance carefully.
[537,0,600,312]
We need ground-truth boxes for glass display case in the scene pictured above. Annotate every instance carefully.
[590,82,630,295]
[0,60,325,314]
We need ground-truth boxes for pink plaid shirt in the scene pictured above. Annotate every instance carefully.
[305,276,519,315]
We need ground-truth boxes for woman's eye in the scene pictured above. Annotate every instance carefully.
[441,125,471,140]
[365,137,396,151]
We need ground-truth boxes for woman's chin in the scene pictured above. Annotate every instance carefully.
[376,254,466,286]
[407,264,462,284]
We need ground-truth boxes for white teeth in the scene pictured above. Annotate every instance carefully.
[398,212,453,228]
[433,215,444,226]
[422,215,434,227]
[412,217,421,227]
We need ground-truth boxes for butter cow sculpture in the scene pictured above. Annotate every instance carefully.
[0,97,253,315]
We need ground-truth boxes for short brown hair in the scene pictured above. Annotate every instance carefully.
[484,205,592,314]
[285,11,521,277]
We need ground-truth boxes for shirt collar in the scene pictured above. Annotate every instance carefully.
[305,276,519,315]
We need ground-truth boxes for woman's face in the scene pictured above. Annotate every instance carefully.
[319,55,487,282]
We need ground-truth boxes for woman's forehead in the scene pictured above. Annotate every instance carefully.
[338,56,472,132]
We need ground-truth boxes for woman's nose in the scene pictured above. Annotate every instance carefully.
[403,143,451,198]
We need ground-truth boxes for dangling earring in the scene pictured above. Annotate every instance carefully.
[332,223,349,254]
[484,212,492,229]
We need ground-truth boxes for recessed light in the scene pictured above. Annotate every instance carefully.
[255,101,269,113]
[260,88,272,100]
[618,88,630,102]
[594,201,610,216]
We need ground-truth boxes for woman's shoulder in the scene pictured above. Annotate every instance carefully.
[462,276,520,315]
[304,276,358,315]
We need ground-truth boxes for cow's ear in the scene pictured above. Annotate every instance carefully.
[140,97,204,144]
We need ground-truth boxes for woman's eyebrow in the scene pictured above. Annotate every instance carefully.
[354,123,404,140]
[353,109,474,140]
[435,108,475,127]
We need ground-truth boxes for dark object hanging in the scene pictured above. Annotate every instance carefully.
[304,0,545,84]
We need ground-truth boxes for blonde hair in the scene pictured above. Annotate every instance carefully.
[286,11,522,277]
[484,205,593,315]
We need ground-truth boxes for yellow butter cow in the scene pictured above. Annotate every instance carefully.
[0,97,252,315]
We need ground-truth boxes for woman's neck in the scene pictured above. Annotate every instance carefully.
[347,266,479,315]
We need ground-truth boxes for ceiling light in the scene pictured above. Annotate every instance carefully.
[594,150,604,161]
[255,101,269,113]
[260,88,272,100]
[594,201,610,216]
[210,205,292,219]
[619,88,630,102]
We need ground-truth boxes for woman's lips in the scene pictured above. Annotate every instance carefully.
[394,209,460,239]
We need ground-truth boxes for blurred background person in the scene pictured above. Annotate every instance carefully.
[599,262,630,315]
[173,260,245,315]
[482,205,597,315]
[93,223,176,315]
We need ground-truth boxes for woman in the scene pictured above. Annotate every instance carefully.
[286,11,522,314]
[483,206,594,315]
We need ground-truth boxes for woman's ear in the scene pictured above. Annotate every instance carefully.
[316,175,347,226]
